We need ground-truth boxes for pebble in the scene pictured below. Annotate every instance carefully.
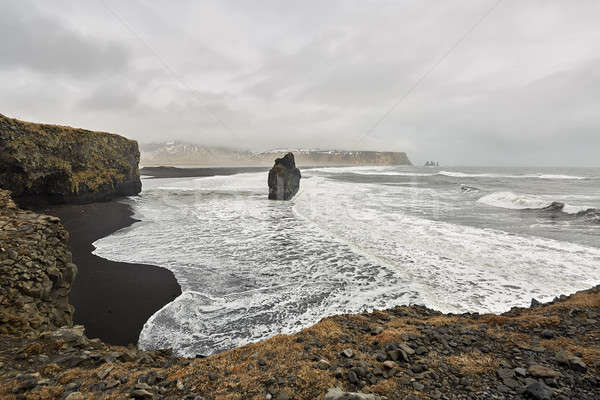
[341,349,354,358]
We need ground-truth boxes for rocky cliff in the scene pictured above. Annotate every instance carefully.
[0,114,142,205]
[0,190,77,335]
[268,153,301,200]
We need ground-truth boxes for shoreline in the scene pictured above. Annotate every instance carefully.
[37,199,182,346]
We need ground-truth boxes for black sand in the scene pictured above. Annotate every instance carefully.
[38,200,182,346]
[141,166,269,179]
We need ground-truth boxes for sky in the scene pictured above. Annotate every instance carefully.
[1,0,599,166]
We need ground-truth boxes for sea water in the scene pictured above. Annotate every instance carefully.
[93,166,600,356]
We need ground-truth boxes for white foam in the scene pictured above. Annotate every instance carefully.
[478,191,593,214]
[438,171,586,180]
[93,172,600,357]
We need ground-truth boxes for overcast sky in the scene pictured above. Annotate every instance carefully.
[1,0,599,166]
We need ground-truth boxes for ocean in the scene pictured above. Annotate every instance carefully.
[93,166,600,357]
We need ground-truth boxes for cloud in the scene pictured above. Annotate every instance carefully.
[0,0,598,165]
[0,0,130,78]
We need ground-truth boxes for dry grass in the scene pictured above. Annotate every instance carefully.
[540,337,600,367]
[445,351,499,375]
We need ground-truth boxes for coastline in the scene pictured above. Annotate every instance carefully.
[36,200,182,346]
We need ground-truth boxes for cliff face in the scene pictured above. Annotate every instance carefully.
[0,190,77,335]
[0,114,142,205]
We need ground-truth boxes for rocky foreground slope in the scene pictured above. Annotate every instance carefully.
[0,114,141,205]
[1,276,598,399]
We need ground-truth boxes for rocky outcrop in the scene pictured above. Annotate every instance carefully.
[0,189,77,335]
[268,153,301,200]
[0,113,142,205]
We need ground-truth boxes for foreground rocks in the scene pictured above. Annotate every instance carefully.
[1,285,598,399]
[268,153,301,200]
[0,113,141,205]
[0,190,76,335]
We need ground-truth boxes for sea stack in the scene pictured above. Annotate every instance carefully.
[268,152,301,200]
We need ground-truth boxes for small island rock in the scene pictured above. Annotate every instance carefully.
[268,152,301,200]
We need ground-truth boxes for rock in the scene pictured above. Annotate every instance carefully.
[276,390,291,400]
[65,393,85,400]
[258,358,267,366]
[348,370,359,384]
[96,365,114,379]
[0,113,142,205]
[397,343,415,355]
[555,351,570,365]
[567,356,587,372]
[531,298,542,308]
[382,361,396,369]
[341,349,354,358]
[497,368,514,381]
[541,202,565,212]
[268,153,301,200]
[131,389,154,399]
[541,329,554,339]
[525,382,553,400]
[528,365,561,378]
[323,387,382,400]
[515,367,527,377]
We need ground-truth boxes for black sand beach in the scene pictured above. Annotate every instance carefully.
[141,166,269,179]
[37,200,182,346]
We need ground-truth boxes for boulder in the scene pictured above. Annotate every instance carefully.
[268,153,301,200]
[0,113,141,205]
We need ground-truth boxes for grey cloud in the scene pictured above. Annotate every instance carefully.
[0,0,599,166]
[0,1,130,78]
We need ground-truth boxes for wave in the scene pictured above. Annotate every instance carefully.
[477,191,598,218]
[439,171,586,180]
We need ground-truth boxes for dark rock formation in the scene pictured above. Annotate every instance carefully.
[0,190,76,335]
[268,153,301,200]
[541,201,565,212]
[0,113,142,205]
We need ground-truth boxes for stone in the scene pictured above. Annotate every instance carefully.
[528,365,561,378]
[131,389,154,399]
[541,329,554,339]
[323,387,382,400]
[268,153,301,200]
[348,370,359,384]
[276,390,291,400]
[525,382,553,400]
[555,351,570,365]
[341,349,354,358]
[382,361,396,369]
[65,393,85,400]
[515,367,527,377]
[568,356,587,372]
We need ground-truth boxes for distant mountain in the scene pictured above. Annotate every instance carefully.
[140,142,411,166]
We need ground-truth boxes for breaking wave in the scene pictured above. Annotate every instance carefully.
[439,171,586,180]
[478,191,597,217]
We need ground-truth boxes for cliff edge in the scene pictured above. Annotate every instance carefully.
[0,114,141,205]
[0,190,77,335]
